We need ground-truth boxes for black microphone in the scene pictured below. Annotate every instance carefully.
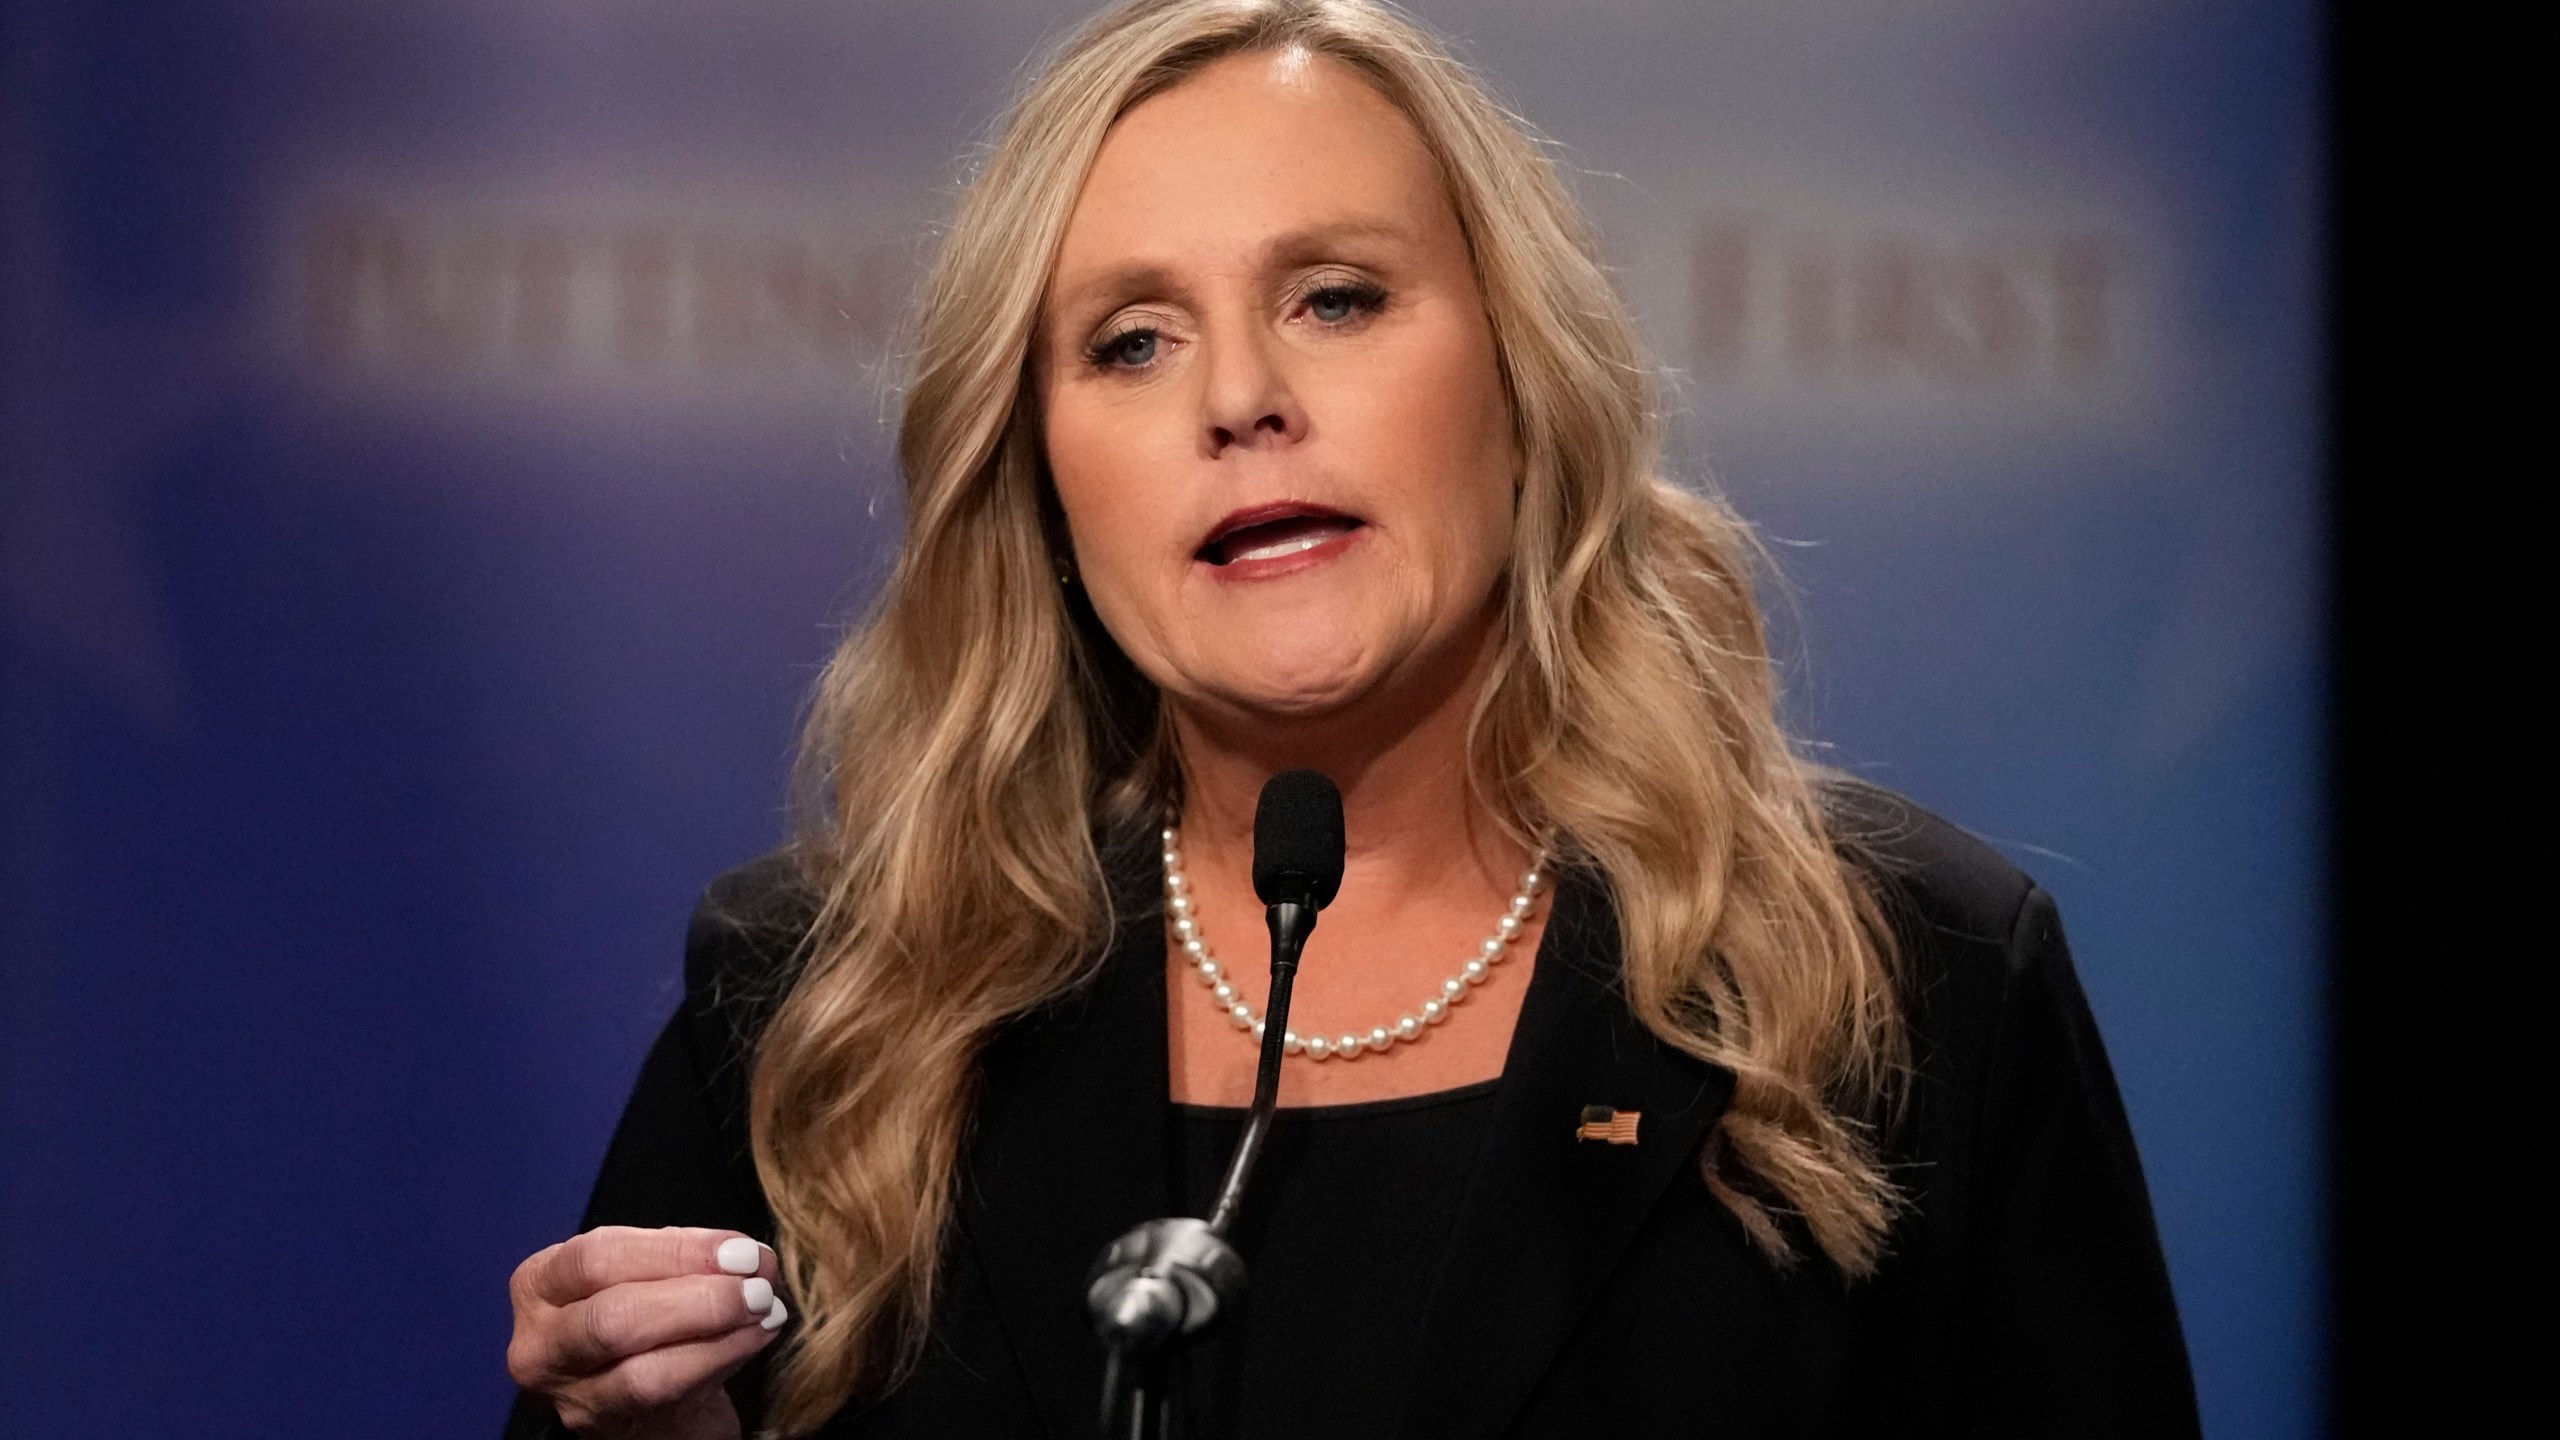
[1252,768,1347,910]
[1085,770,1346,1439]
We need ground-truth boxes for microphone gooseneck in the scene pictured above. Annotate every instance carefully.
[1204,896,1307,1236]
[1207,769,1343,1235]
[1086,769,1347,1439]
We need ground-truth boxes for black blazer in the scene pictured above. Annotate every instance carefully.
[507,788,2199,1438]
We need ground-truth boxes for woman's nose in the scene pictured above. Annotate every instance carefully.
[1199,328,1308,458]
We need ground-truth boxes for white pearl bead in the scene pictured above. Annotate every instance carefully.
[1497,915,1521,938]
[1165,872,1187,894]
[1395,1015,1421,1040]
[1481,936,1504,958]
[1169,894,1192,917]
[1368,1026,1393,1051]
[1163,849,1180,868]
[1173,917,1197,941]
[1187,941,1210,962]
[1510,895,1534,917]
[1522,869,1543,890]
[1283,1030,1302,1054]
[1422,998,1448,1024]
[1442,977,1468,1002]
[1338,1034,1363,1057]
[1251,1019,1266,1040]
[1161,828,1176,844]
[1212,982,1237,1005]
[1228,1003,1254,1028]
[1463,958,1490,985]
[1304,1036,1332,1060]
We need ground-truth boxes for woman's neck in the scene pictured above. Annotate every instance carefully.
[1164,619,1523,920]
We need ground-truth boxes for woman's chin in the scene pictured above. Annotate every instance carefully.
[1156,600,1496,734]
[1180,647,1388,726]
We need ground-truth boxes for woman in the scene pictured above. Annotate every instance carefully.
[505,2,2198,1436]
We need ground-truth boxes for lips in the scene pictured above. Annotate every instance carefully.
[1196,503,1365,568]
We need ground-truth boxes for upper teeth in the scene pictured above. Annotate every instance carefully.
[1234,532,1329,563]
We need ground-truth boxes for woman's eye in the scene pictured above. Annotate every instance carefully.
[1091,328,1160,369]
[1305,284,1381,325]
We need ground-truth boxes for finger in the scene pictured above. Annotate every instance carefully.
[528,1226,772,1306]
[541,1271,779,1380]
[559,1319,777,1421]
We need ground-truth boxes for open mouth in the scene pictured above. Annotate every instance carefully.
[1196,503,1365,567]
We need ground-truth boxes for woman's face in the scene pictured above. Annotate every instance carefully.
[1038,50,1517,732]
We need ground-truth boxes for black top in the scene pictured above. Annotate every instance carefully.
[1168,1082,1501,1436]
[505,783,2201,1439]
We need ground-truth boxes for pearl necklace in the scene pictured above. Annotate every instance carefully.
[1161,825,1547,1062]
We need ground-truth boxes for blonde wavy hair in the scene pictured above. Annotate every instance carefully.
[751,0,1906,1429]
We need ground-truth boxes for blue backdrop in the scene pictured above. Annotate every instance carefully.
[0,2,2322,1434]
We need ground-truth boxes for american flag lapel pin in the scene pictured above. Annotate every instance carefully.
[1575,1105,1640,1145]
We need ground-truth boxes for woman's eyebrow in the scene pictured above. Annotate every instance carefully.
[1048,218,1416,325]
[1261,218,1413,269]
[1049,261,1184,326]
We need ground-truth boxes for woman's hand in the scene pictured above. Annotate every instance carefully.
[508,1225,788,1439]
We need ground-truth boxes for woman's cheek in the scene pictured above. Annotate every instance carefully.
[1078,519,1190,680]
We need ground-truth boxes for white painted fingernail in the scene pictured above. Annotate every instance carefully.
[760,1297,789,1331]
[716,1237,761,1275]
[741,1277,774,1315]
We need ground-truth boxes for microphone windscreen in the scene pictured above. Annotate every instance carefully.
[1252,769,1345,909]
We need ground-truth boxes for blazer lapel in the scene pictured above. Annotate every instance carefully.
[957,838,1171,1440]
[1397,865,1735,1439]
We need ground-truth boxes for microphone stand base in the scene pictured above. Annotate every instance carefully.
[1087,1217,1247,1440]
